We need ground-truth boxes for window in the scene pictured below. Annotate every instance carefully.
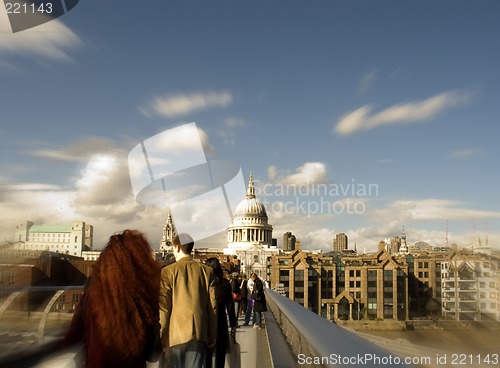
[8,271,15,284]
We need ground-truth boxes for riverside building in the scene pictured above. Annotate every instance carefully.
[13,221,93,257]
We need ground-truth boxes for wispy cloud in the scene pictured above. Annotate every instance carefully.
[31,137,117,161]
[369,199,500,222]
[141,91,232,118]
[217,117,246,146]
[358,69,378,95]
[448,148,481,158]
[0,11,82,61]
[0,59,22,73]
[334,90,471,136]
[7,183,61,191]
[224,117,246,128]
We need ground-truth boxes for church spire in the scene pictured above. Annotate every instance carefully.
[246,172,255,199]
[399,226,408,254]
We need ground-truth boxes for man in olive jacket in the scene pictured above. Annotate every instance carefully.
[160,234,217,368]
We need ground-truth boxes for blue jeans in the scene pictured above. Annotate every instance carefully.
[254,311,262,326]
[234,301,240,317]
[244,299,255,325]
[167,340,207,368]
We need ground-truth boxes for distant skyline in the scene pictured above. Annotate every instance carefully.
[1,1,499,252]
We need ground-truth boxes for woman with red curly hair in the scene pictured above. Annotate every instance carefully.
[62,230,162,368]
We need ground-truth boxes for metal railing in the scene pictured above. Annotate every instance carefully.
[0,286,84,368]
[265,289,412,368]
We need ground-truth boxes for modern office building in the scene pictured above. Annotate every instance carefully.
[271,247,409,321]
[333,232,348,252]
[270,247,335,317]
[283,232,296,251]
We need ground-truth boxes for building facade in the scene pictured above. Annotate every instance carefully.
[270,248,410,321]
[333,233,348,252]
[283,232,296,251]
[224,173,279,280]
[441,252,500,321]
[270,248,335,316]
[13,221,93,257]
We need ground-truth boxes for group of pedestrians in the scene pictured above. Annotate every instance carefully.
[60,230,261,368]
[230,272,267,329]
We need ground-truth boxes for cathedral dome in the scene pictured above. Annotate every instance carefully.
[234,197,267,218]
[232,173,268,219]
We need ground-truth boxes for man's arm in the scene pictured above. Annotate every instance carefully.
[159,268,172,349]
[207,269,218,348]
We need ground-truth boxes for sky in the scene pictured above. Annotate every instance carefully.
[1,0,499,252]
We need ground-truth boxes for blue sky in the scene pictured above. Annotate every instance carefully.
[1,0,499,251]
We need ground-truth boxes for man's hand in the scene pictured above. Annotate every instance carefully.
[207,339,217,349]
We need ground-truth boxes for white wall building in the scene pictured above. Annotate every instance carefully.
[13,221,93,257]
[441,254,499,321]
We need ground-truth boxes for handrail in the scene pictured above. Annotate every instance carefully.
[1,285,85,292]
[0,286,84,367]
[265,289,412,367]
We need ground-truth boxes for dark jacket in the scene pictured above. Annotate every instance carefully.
[251,277,267,313]
[207,277,236,368]
[231,278,241,296]
[240,279,248,299]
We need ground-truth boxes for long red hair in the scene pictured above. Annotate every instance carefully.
[87,230,160,358]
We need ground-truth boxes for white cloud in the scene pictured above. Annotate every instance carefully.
[0,135,222,247]
[267,165,277,181]
[142,91,232,118]
[74,153,133,206]
[0,10,82,61]
[300,227,336,251]
[334,90,471,135]
[268,162,328,185]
